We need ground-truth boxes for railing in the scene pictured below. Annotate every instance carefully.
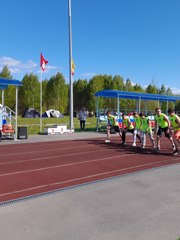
[2,106,16,125]
[1,105,16,139]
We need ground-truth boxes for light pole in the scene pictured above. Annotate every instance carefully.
[68,0,74,131]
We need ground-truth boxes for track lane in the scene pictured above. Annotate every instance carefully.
[0,136,179,203]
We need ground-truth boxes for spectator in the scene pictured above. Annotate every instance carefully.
[79,107,87,130]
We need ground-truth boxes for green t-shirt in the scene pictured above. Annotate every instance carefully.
[108,114,118,126]
[134,116,141,130]
[169,114,180,130]
[141,117,152,133]
[122,117,134,130]
[154,113,168,128]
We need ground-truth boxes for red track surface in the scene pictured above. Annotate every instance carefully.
[0,136,179,203]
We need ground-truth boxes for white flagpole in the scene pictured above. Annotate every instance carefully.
[40,68,43,133]
[68,0,74,131]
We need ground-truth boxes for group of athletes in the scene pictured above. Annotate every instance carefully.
[105,107,180,156]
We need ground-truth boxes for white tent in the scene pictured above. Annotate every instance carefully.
[42,109,64,118]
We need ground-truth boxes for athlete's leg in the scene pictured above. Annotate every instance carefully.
[105,125,111,143]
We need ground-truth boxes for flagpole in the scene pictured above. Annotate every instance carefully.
[40,67,43,133]
[68,0,74,131]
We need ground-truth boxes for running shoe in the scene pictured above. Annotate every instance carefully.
[173,150,179,156]
[105,139,110,143]
[172,144,176,151]
[132,142,136,147]
[121,142,126,145]
[155,147,160,152]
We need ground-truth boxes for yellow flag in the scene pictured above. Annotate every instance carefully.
[71,60,76,76]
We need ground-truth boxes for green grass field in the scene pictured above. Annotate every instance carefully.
[18,116,102,135]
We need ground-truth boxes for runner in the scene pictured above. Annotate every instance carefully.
[132,112,141,146]
[121,113,141,145]
[139,112,155,149]
[168,108,180,155]
[154,107,175,153]
[105,111,122,143]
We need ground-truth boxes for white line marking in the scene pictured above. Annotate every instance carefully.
[0,148,116,165]
[0,143,99,157]
[0,158,179,197]
[0,154,133,177]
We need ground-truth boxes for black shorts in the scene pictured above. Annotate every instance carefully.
[122,128,134,134]
[107,125,120,133]
[114,126,120,133]
[157,126,171,138]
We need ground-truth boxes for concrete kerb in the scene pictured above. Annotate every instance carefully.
[0,131,110,145]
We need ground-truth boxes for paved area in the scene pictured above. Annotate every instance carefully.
[0,131,180,240]
[0,131,107,144]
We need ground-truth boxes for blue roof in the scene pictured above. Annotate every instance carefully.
[95,90,180,102]
[0,78,22,90]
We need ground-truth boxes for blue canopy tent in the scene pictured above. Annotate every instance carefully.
[94,89,180,130]
[0,78,23,139]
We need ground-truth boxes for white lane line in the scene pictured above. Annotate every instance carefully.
[0,147,118,165]
[0,143,99,157]
[0,158,179,197]
[0,140,76,150]
[0,154,134,177]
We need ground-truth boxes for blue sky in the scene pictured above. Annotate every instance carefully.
[1,0,180,94]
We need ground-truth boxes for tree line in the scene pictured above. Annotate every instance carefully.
[0,65,180,115]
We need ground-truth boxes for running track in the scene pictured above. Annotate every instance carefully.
[0,136,179,204]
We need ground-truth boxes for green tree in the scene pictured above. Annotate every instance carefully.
[146,84,158,94]
[42,79,48,111]
[19,73,40,113]
[124,78,133,91]
[0,65,13,79]
[122,79,134,111]
[45,72,68,113]
[175,100,180,112]
[112,75,124,90]
[87,75,105,111]
[73,79,88,110]
[166,87,173,95]
[0,66,15,109]
[159,84,166,95]
[103,75,113,89]
[159,84,167,111]
[133,84,144,92]
[109,75,125,111]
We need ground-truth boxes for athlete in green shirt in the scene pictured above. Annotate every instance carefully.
[105,111,122,143]
[139,112,155,149]
[168,108,180,155]
[121,113,141,145]
[132,112,141,146]
[154,107,175,153]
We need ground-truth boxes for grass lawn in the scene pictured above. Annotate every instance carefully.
[17,116,105,135]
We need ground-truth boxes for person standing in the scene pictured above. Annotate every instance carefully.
[105,111,121,143]
[79,107,87,131]
[168,109,180,155]
[154,107,175,153]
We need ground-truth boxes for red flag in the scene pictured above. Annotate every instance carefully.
[40,53,48,71]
